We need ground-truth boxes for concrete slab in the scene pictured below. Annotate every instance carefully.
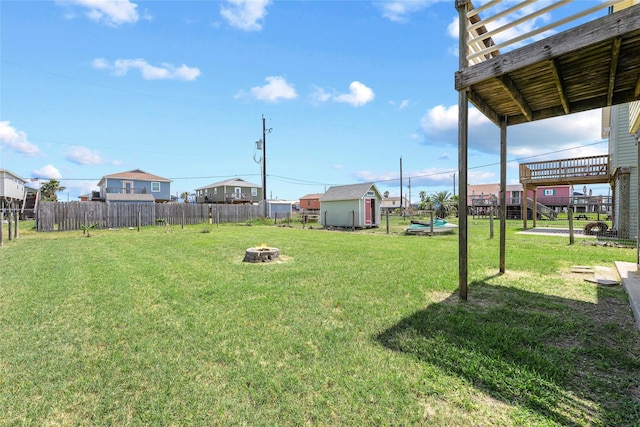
[614,261,640,329]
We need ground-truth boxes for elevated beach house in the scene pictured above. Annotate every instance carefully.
[195,178,262,204]
[96,169,172,203]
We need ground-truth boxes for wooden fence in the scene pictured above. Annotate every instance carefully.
[36,202,263,231]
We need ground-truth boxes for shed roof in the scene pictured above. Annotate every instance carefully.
[321,183,379,202]
[195,178,261,191]
[99,169,171,185]
[300,193,323,200]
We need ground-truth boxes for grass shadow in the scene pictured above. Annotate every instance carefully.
[375,280,640,425]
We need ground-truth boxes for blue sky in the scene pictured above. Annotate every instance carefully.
[1,0,611,202]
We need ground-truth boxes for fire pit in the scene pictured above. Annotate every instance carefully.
[243,245,280,263]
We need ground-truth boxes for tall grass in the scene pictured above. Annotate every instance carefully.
[0,219,638,425]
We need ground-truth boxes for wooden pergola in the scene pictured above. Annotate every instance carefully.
[455,1,640,299]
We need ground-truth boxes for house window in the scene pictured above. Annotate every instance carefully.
[251,187,257,196]
[543,189,555,196]
[151,182,160,192]
[366,191,374,197]
[214,188,217,195]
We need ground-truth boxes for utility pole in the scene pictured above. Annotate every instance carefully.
[408,177,411,211]
[452,173,456,197]
[261,115,272,218]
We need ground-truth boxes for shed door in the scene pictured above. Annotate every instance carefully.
[365,198,372,225]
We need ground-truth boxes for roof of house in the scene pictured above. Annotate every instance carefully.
[0,169,27,183]
[321,183,379,202]
[300,193,323,200]
[105,193,156,202]
[99,169,172,185]
[195,178,261,191]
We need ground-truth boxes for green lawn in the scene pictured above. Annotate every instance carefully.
[1,218,639,426]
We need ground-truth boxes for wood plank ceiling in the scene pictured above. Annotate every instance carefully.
[455,4,640,127]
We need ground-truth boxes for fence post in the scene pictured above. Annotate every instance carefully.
[137,208,141,232]
[182,210,185,230]
[0,210,3,247]
[14,209,19,240]
[430,210,434,236]
[489,206,494,239]
[352,210,355,231]
[7,211,12,241]
[386,210,389,234]
[568,208,575,245]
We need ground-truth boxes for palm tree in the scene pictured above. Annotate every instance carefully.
[180,191,190,203]
[431,190,454,218]
[39,179,66,201]
[418,191,434,211]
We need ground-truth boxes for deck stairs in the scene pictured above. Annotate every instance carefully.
[21,190,40,220]
[527,198,557,220]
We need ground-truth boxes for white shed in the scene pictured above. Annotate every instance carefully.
[320,182,382,228]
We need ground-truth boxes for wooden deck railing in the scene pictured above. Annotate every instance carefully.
[519,155,609,184]
[465,0,624,66]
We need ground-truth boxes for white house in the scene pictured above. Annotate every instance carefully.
[0,169,27,208]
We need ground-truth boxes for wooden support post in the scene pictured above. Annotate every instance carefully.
[457,0,469,300]
[568,208,575,245]
[386,210,389,234]
[522,185,528,229]
[489,206,494,239]
[0,210,3,247]
[499,118,507,273]
[14,209,18,240]
[430,210,434,236]
[352,210,355,232]
[7,211,12,241]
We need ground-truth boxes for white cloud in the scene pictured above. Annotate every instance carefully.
[310,86,332,103]
[420,104,605,160]
[390,99,410,110]
[0,121,41,156]
[248,76,297,102]
[33,165,62,180]
[334,81,375,107]
[65,146,106,165]
[377,0,435,23]
[220,0,270,31]
[67,180,100,197]
[56,0,139,26]
[92,58,201,81]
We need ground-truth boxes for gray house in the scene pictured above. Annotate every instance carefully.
[0,169,27,207]
[320,182,382,228]
[195,178,262,204]
[97,169,172,203]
